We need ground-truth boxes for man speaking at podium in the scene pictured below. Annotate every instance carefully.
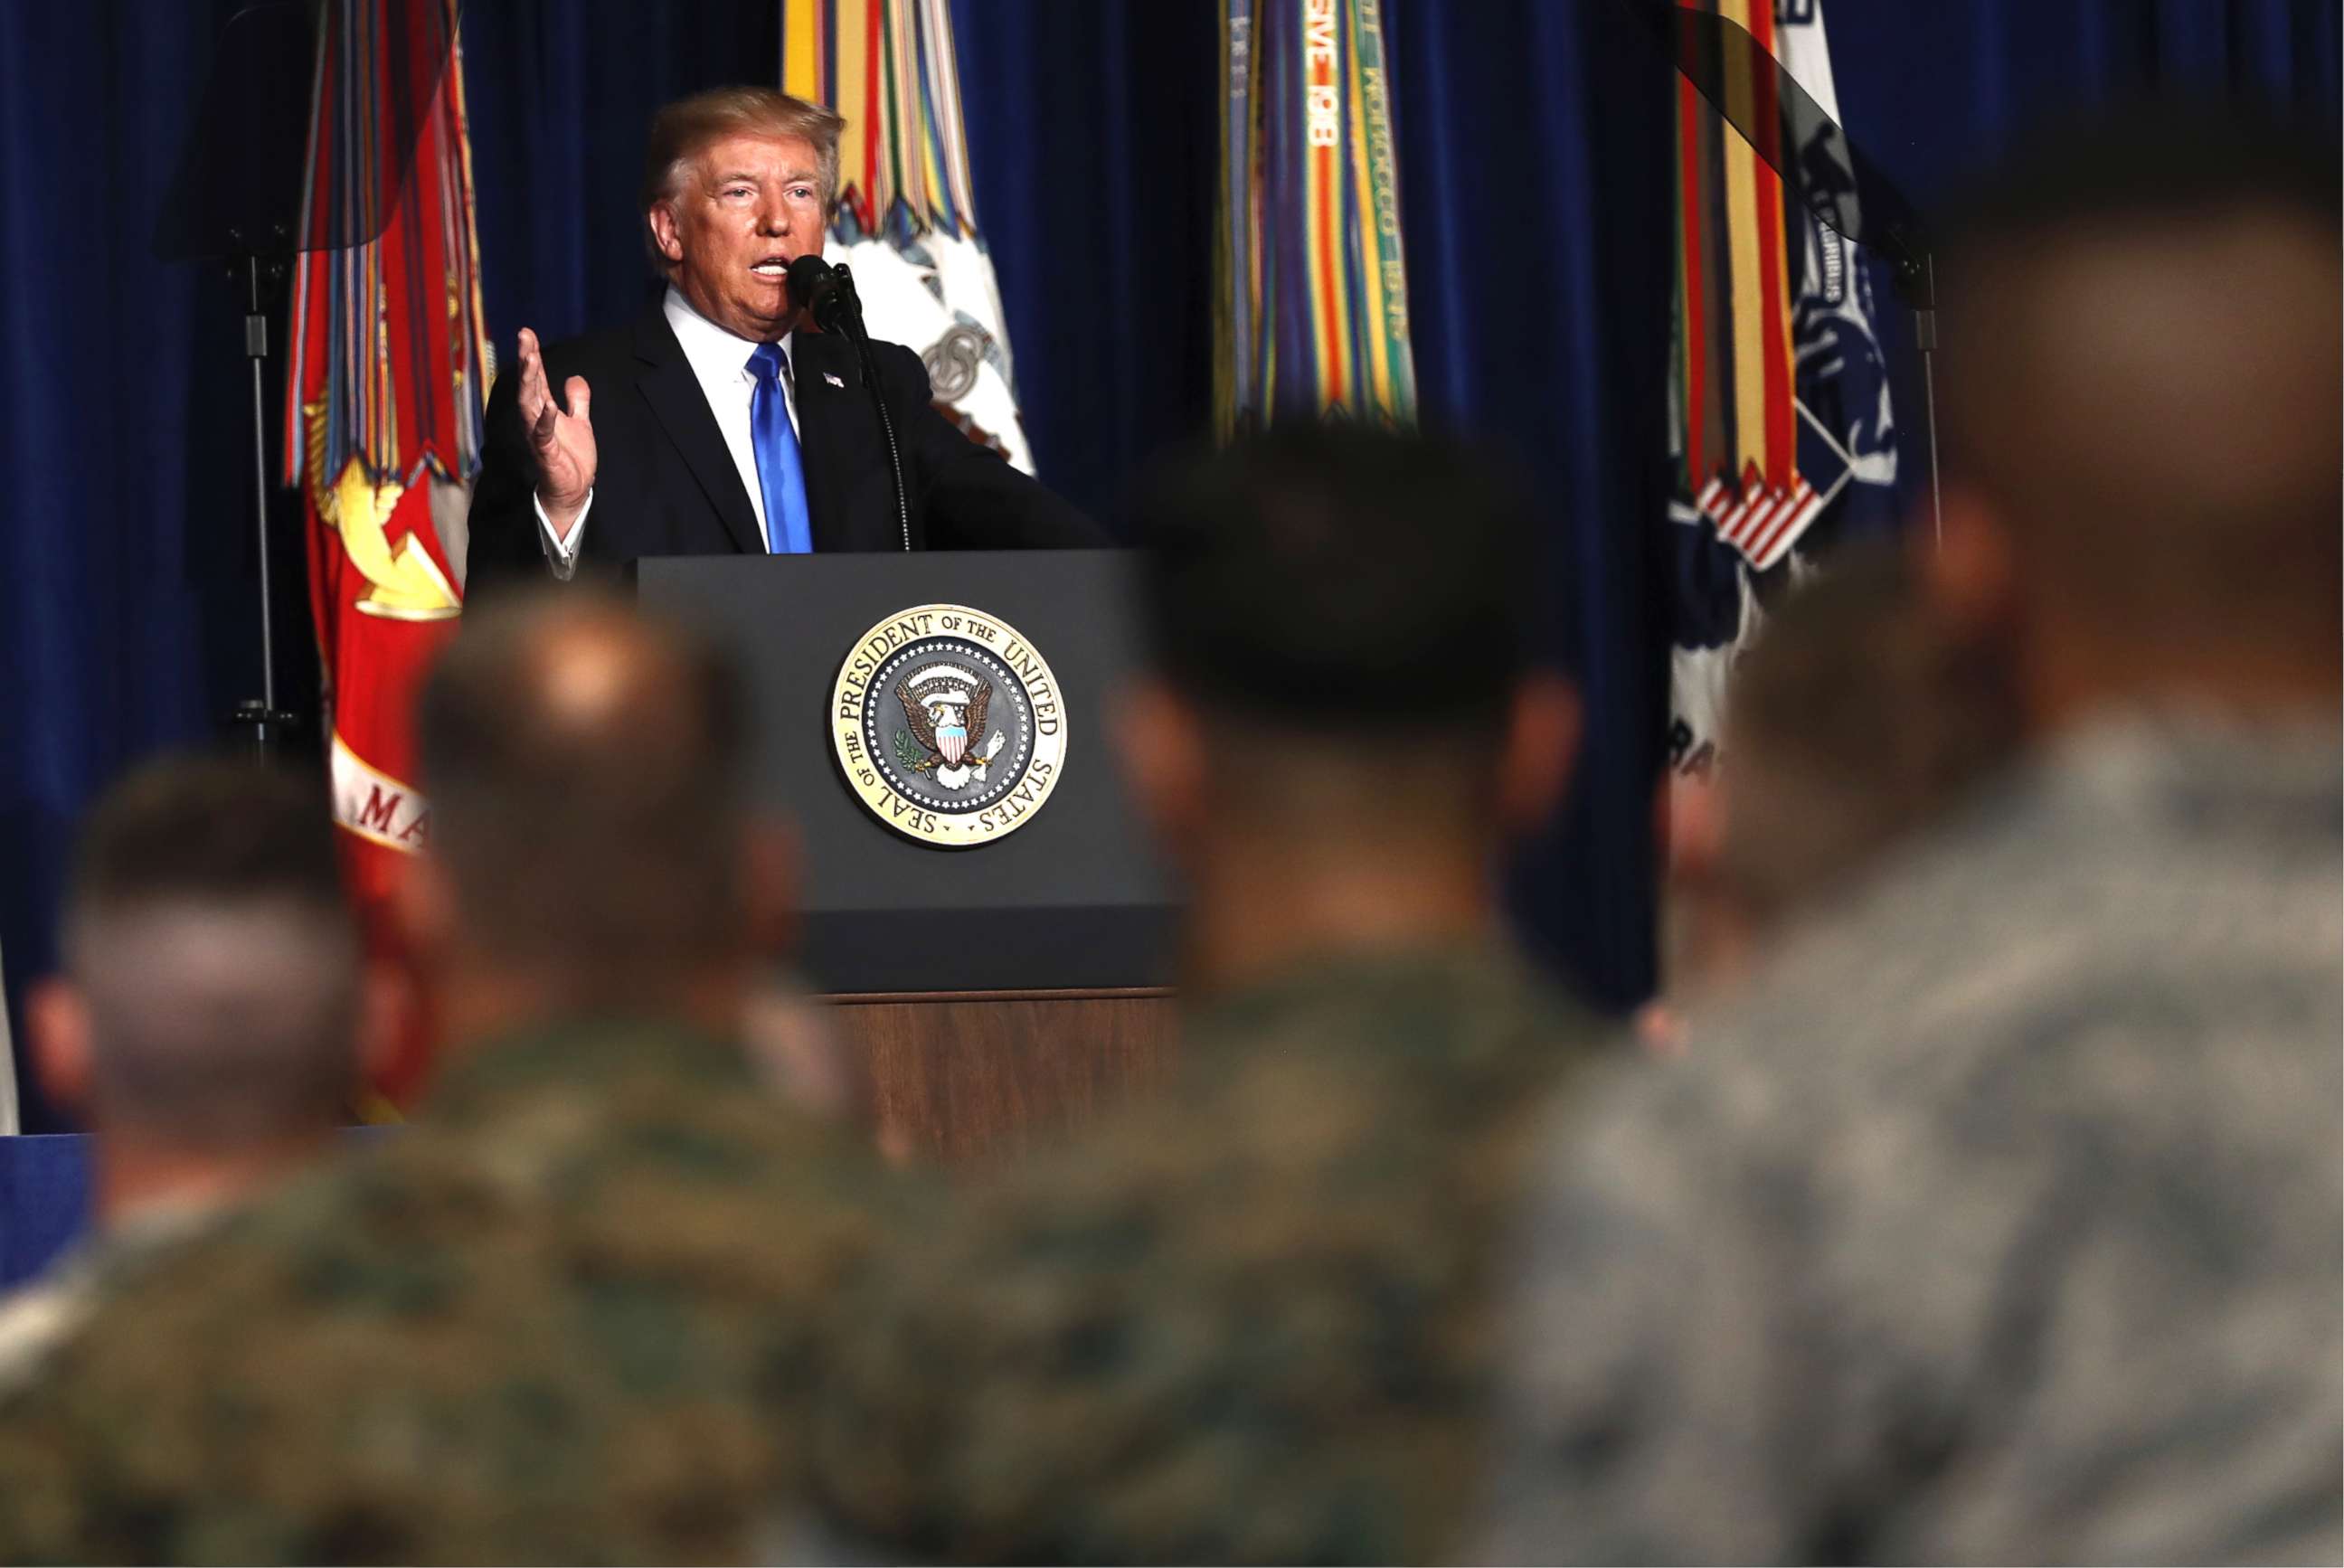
[466,89,1098,595]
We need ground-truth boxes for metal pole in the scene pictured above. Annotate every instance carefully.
[246,255,278,712]
[1921,341,1944,553]
[1916,255,1943,553]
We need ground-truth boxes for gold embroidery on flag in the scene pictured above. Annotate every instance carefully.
[306,401,460,621]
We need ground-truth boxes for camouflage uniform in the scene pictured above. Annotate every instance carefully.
[0,1020,927,1565]
[811,943,1606,1563]
[0,1204,227,1398]
[1480,717,2344,1564]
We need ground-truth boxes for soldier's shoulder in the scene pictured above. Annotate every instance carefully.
[14,1058,919,1410]
[1182,949,1605,1139]
[814,950,1596,1563]
[0,1081,929,1562]
[917,950,1599,1292]
[0,1162,396,1559]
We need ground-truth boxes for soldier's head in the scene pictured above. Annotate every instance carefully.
[1931,102,2340,731]
[28,757,365,1176]
[1694,543,2020,977]
[1122,424,1576,984]
[408,590,791,1044]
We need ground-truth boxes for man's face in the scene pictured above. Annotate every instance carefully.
[651,133,826,343]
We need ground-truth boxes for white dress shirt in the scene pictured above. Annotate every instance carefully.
[536,287,800,577]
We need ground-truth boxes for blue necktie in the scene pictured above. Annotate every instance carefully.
[747,342,814,554]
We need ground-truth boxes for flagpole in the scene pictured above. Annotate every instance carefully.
[230,242,300,760]
[1917,254,1942,552]
[246,254,277,717]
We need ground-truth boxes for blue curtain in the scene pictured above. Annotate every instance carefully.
[943,5,1219,517]
[0,0,317,1134]
[0,1139,91,1289]
[4,0,2335,1128]
[1386,0,1678,1009]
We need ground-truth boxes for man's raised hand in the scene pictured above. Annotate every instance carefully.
[515,327,598,538]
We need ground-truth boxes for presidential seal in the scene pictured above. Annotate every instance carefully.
[830,602,1068,846]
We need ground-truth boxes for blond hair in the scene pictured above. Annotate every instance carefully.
[639,87,846,266]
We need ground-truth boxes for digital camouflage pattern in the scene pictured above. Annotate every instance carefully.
[0,1020,928,1565]
[811,944,1607,1563]
[1480,718,2344,1564]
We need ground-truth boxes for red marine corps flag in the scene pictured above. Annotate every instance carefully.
[283,0,489,1109]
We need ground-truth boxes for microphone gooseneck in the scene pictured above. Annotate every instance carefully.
[786,253,909,550]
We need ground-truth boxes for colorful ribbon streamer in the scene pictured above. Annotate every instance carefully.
[1217,0,1416,434]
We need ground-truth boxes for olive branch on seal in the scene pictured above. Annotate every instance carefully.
[893,728,936,774]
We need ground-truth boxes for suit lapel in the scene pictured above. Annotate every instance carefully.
[791,331,865,552]
[630,308,763,556]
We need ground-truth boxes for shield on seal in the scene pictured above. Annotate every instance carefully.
[936,713,968,764]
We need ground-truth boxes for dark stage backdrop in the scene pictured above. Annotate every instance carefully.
[2,0,2334,1129]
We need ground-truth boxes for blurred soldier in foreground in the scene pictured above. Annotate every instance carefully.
[1480,107,2342,1564]
[0,593,926,1564]
[1647,543,2020,1039]
[1713,543,2017,939]
[810,426,1604,1563]
[0,759,370,1392]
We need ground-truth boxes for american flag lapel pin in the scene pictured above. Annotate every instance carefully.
[822,371,846,389]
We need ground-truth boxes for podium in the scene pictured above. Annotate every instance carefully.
[638,550,1179,1159]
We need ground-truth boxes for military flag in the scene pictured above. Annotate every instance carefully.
[283,0,489,1109]
[780,0,1035,470]
[1666,0,1898,778]
[1215,0,1416,433]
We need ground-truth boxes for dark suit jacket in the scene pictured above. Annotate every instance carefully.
[465,305,1101,596]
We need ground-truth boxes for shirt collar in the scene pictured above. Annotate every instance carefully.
[662,285,791,392]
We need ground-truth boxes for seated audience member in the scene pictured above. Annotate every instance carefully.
[0,592,928,1564]
[0,759,371,1393]
[808,425,1607,1563]
[1655,543,2020,1015]
[1479,107,2341,1564]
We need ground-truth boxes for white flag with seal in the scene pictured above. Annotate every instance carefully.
[783,0,1035,473]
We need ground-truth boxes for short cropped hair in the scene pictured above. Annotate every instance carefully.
[1132,424,1536,735]
[641,87,846,264]
[416,590,751,996]
[1935,101,2340,642]
[63,756,360,1140]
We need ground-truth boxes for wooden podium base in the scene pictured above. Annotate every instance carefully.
[824,988,1179,1163]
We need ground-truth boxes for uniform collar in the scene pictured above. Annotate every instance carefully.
[1186,940,1579,1061]
[425,1015,753,1125]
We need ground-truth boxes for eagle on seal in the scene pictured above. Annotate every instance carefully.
[898,676,992,768]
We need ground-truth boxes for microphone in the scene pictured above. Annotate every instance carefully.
[785,251,908,549]
[786,253,866,343]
